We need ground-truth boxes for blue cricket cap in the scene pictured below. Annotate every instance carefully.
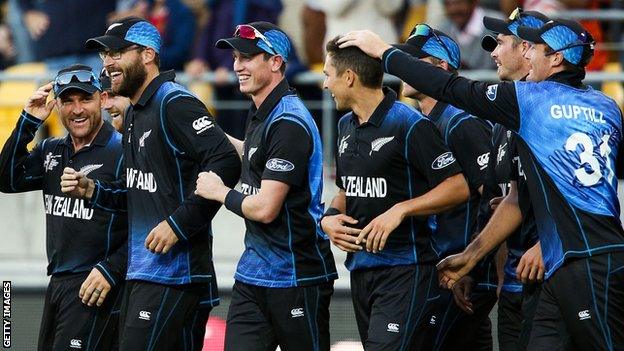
[394,24,461,70]
[85,16,162,54]
[518,18,595,67]
[481,8,550,52]
[215,21,292,62]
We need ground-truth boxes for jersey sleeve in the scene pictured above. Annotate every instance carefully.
[163,95,242,241]
[0,111,45,193]
[407,118,462,188]
[447,118,492,191]
[261,119,311,187]
[382,47,521,131]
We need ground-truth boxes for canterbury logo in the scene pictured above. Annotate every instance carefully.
[578,310,591,320]
[387,323,400,333]
[291,308,304,318]
[79,164,103,176]
[369,136,395,155]
[139,310,151,320]
[192,116,214,134]
[477,152,490,170]
[70,339,82,349]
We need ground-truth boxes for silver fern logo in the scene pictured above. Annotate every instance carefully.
[139,130,152,152]
[79,164,103,176]
[369,136,395,155]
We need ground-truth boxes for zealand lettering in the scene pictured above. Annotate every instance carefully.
[342,176,387,198]
[126,168,158,193]
[43,194,94,219]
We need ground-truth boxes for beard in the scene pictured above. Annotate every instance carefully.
[114,58,147,98]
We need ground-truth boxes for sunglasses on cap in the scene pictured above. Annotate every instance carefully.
[234,24,277,55]
[408,24,454,66]
[53,70,102,95]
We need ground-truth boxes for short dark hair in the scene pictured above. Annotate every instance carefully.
[325,36,383,89]
[426,56,458,75]
[263,52,286,74]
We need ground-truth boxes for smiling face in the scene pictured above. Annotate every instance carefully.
[322,53,352,111]
[57,90,103,144]
[103,46,148,98]
[490,34,528,81]
[232,50,276,97]
[101,90,130,132]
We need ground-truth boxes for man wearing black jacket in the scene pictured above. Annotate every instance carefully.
[61,17,241,350]
[0,64,126,350]
[338,18,624,350]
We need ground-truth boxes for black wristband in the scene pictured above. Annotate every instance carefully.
[323,207,341,217]
[224,189,247,218]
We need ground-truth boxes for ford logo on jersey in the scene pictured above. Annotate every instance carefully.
[432,152,456,170]
[266,158,295,172]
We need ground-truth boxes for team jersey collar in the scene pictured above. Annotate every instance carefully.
[135,70,176,107]
[427,101,449,122]
[62,120,115,149]
[350,87,397,127]
[252,78,294,121]
[546,70,586,89]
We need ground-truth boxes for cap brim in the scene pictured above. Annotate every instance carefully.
[483,16,513,35]
[85,35,134,51]
[517,26,545,44]
[56,82,99,97]
[481,35,498,52]
[393,43,429,59]
[215,37,265,55]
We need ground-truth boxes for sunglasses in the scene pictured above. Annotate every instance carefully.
[53,70,101,95]
[408,24,455,67]
[234,24,276,55]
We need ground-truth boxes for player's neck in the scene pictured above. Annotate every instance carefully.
[351,88,385,124]
[418,96,437,116]
[130,67,159,105]
[252,75,283,109]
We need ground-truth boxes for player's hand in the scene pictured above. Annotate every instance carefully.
[452,276,475,314]
[24,83,56,121]
[337,30,392,59]
[489,196,505,212]
[320,214,362,252]
[79,268,112,307]
[356,204,404,253]
[195,171,227,201]
[516,241,544,284]
[436,251,477,289]
[145,220,179,254]
[60,167,95,199]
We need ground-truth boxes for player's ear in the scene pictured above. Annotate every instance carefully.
[345,68,355,87]
[551,51,565,68]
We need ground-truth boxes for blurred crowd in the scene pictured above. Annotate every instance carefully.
[0,0,617,136]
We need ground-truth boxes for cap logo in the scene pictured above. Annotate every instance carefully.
[107,23,122,32]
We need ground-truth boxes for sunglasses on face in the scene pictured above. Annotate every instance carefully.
[234,24,277,55]
[408,24,455,67]
[53,70,101,95]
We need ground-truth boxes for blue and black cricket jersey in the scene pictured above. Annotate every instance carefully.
[427,102,492,257]
[91,71,241,292]
[236,79,337,288]
[336,88,463,271]
[383,48,624,278]
[0,113,127,286]
[480,124,538,293]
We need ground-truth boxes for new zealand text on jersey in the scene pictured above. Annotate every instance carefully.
[44,195,94,219]
[342,176,387,198]
[126,168,158,193]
